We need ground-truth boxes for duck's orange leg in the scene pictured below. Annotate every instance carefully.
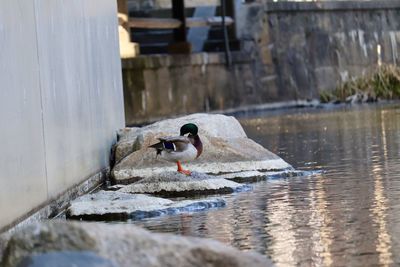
[177,161,191,175]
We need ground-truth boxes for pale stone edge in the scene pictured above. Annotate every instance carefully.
[68,197,225,217]
[114,158,292,181]
[218,169,316,180]
[119,179,242,194]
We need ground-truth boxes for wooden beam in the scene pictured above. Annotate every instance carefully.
[117,0,129,30]
[117,0,128,15]
[127,17,234,29]
[187,17,234,28]
[127,18,181,29]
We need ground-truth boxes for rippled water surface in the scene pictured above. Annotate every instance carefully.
[135,104,400,267]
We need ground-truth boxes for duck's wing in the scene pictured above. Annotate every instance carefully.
[149,136,190,154]
[159,136,190,152]
[159,136,190,143]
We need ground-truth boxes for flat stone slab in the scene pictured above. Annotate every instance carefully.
[112,113,292,184]
[67,191,225,221]
[2,221,273,267]
[117,171,246,197]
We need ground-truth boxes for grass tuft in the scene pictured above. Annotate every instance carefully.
[320,64,400,103]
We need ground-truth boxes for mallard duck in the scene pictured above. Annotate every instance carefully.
[149,123,203,175]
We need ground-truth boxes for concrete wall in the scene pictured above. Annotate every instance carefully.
[0,0,124,231]
[122,52,277,125]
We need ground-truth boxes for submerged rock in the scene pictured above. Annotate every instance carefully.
[16,251,118,267]
[2,221,274,267]
[117,171,245,197]
[112,113,291,184]
[219,169,318,183]
[67,191,225,221]
[345,92,376,104]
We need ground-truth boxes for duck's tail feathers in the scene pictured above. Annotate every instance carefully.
[149,142,163,155]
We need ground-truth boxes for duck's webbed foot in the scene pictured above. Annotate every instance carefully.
[178,169,191,175]
[176,161,191,176]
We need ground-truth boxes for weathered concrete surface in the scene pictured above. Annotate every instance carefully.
[264,0,400,100]
[121,52,276,125]
[0,0,124,232]
[118,172,245,197]
[67,191,225,220]
[0,0,48,234]
[112,113,291,184]
[1,221,273,267]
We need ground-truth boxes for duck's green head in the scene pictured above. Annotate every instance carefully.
[180,123,198,136]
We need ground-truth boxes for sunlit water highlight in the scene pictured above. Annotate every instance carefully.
[133,104,400,267]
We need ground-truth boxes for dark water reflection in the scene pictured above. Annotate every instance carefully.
[134,104,400,267]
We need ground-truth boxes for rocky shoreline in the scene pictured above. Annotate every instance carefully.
[1,113,298,266]
[64,113,294,221]
[1,221,274,267]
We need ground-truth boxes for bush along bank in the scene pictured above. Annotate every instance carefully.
[320,64,400,104]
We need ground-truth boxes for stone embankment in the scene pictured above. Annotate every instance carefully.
[2,113,295,266]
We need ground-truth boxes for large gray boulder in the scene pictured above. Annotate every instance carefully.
[67,191,225,221]
[112,113,291,184]
[1,221,274,267]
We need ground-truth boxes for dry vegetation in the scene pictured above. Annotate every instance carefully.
[320,64,400,103]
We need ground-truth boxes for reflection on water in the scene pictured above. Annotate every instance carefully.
[134,104,400,267]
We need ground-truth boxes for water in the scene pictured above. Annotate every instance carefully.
[134,104,400,267]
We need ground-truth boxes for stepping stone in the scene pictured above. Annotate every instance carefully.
[117,171,246,197]
[67,191,225,221]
